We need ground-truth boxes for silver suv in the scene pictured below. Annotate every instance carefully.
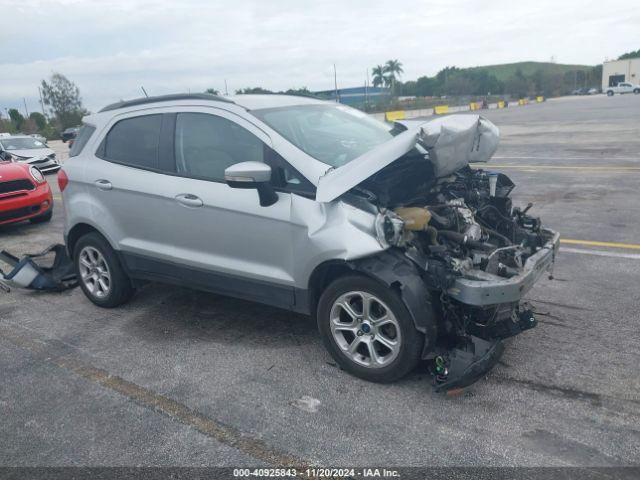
[60,93,559,389]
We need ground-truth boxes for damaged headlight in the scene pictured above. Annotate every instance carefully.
[374,210,404,248]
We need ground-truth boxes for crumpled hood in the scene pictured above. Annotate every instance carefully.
[7,148,54,160]
[316,115,499,203]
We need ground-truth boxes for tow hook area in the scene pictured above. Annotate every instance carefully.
[431,335,505,392]
[488,307,538,339]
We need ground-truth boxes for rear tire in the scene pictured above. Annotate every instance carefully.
[607,90,614,96]
[29,209,52,224]
[634,89,640,94]
[317,274,423,383]
[74,232,133,308]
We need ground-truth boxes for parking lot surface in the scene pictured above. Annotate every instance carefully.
[1,94,639,467]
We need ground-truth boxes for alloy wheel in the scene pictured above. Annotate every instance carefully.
[78,246,112,299]
[329,291,402,368]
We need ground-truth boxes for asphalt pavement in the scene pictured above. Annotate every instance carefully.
[0,94,639,468]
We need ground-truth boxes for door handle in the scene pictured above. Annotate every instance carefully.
[175,193,203,208]
[95,179,112,191]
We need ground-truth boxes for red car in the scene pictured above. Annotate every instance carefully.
[0,161,53,226]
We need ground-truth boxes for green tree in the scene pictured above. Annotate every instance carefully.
[8,109,25,131]
[40,73,88,130]
[383,59,404,94]
[235,87,273,94]
[371,65,387,88]
[204,88,219,95]
[29,112,47,130]
[618,49,640,60]
[282,87,313,97]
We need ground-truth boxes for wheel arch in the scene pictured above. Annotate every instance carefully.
[66,222,114,257]
[308,250,439,357]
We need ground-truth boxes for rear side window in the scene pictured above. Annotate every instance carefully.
[101,114,162,169]
[69,125,96,157]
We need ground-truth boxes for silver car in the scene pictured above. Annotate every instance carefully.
[0,134,60,173]
[60,93,558,390]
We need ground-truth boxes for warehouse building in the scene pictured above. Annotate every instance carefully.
[602,58,640,89]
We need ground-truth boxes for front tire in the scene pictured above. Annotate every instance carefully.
[634,89,640,94]
[607,90,614,96]
[74,232,133,308]
[317,275,423,383]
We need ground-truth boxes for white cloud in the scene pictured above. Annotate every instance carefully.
[1,0,637,113]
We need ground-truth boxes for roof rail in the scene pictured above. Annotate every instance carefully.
[99,93,234,113]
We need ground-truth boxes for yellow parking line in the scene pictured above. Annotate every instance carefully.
[561,239,640,250]
[484,165,640,171]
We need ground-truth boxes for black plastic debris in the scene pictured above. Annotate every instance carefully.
[0,244,77,292]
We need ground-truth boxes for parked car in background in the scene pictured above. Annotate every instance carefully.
[605,82,640,96]
[0,135,60,174]
[0,159,53,226]
[572,87,589,95]
[61,126,80,142]
[60,94,558,389]
[30,133,47,144]
[587,87,599,95]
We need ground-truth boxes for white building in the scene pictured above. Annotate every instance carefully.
[602,58,640,89]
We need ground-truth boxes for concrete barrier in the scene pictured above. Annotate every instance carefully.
[469,102,481,111]
[434,105,449,115]
[497,101,505,109]
[536,96,544,103]
[384,110,406,121]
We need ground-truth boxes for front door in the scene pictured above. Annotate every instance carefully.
[154,109,297,307]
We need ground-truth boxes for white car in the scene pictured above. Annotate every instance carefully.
[0,134,60,173]
[605,82,640,96]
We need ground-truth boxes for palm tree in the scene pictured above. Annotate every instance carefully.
[371,65,386,88]
[383,59,404,94]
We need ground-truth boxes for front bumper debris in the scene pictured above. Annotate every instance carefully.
[0,244,77,292]
[446,230,560,306]
[433,335,505,392]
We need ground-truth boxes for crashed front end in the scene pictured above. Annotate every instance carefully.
[333,115,560,390]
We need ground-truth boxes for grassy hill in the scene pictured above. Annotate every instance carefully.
[465,61,594,82]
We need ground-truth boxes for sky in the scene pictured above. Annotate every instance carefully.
[0,0,638,114]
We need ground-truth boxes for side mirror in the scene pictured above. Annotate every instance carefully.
[224,161,278,207]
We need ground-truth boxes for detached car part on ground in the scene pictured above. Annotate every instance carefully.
[53,94,558,391]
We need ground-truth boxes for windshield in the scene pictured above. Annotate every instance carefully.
[252,104,393,167]
[0,137,47,150]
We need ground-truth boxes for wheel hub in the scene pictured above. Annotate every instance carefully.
[329,290,401,369]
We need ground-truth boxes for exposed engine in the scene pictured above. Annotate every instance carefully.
[364,164,556,379]
[345,116,559,390]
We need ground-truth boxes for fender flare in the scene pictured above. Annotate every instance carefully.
[348,249,439,357]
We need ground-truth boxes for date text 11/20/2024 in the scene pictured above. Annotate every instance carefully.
[233,468,400,477]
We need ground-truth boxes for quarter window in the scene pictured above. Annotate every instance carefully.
[102,114,162,169]
[174,113,265,182]
[69,125,96,157]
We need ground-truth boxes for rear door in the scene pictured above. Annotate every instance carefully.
[85,110,177,261]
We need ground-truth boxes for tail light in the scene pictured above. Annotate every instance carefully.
[58,169,69,192]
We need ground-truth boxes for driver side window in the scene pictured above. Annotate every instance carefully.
[174,113,265,182]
